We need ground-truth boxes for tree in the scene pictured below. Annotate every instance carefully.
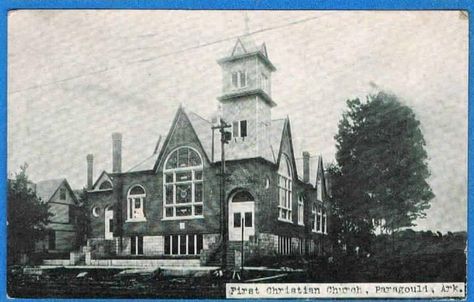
[334,92,434,237]
[8,164,51,264]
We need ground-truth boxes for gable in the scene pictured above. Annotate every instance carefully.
[92,171,113,191]
[154,108,210,172]
[48,180,78,205]
[277,119,298,179]
[232,39,246,56]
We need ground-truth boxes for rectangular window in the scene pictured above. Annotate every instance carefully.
[232,120,248,139]
[311,203,317,232]
[163,167,204,219]
[239,71,246,87]
[197,234,203,254]
[164,234,203,255]
[131,236,136,254]
[172,235,179,255]
[232,121,239,138]
[316,207,322,233]
[232,72,239,88]
[278,176,292,222]
[298,195,304,225]
[278,236,293,255]
[317,180,323,201]
[188,235,195,255]
[179,235,187,255]
[109,218,114,233]
[240,120,247,138]
[244,212,252,227]
[59,188,66,200]
[322,209,327,234]
[234,213,241,227]
[232,70,247,88]
[130,236,143,255]
[165,236,171,255]
[48,230,56,250]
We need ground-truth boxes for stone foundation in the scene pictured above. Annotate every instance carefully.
[143,236,164,255]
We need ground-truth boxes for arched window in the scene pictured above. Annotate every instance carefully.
[232,190,254,203]
[127,185,146,221]
[99,180,113,190]
[163,147,203,219]
[278,154,293,222]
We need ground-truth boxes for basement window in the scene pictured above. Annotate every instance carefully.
[164,234,203,255]
[130,236,143,255]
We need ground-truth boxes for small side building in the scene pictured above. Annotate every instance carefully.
[34,179,79,252]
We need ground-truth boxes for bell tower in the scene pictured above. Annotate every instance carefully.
[217,35,277,160]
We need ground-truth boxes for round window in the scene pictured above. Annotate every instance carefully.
[92,206,100,217]
[265,177,270,189]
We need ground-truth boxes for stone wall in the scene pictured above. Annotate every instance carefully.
[143,236,164,255]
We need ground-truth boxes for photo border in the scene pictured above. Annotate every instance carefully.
[0,0,471,301]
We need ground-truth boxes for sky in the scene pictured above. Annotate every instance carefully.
[8,10,468,232]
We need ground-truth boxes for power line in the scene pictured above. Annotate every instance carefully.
[10,12,337,95]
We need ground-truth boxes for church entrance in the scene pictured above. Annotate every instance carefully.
[228,190,255,241]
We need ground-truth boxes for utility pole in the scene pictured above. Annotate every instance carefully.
[212,118,231,270]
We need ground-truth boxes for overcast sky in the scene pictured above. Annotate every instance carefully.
[8,10,467,232]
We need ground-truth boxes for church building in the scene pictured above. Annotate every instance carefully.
[85,36,331,267]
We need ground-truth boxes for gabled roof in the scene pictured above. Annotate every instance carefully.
[295,154,327,188]
[91,170,114,191]
[232,35,261,56]
[153,106,213,171]
[35,178,78,204]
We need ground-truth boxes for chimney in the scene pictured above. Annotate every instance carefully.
[303,151,310,183]
[112,132,122,173]
[86,154,94,190]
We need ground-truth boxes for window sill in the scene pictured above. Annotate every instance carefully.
[278,217,293,224]
[298,222,305,226]
[162,216,204,221]
[126,218,147,223]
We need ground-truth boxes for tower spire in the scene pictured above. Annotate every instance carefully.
[244,12,250,35]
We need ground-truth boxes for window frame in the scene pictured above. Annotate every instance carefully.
[278,155,293,223]
[126,185,147,222]
[163,147,204,220]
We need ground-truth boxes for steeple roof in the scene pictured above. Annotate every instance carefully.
[218,35,276,71]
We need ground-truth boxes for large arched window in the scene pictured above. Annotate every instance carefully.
[163,147,203,219]
[278,154,293,222]
[127,185,146,221]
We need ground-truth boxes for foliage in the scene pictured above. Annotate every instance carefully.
[73,188,90,249]
[333,92,434,237]
[8,164,52,262]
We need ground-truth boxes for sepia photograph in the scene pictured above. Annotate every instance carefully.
[6,10,468,298]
